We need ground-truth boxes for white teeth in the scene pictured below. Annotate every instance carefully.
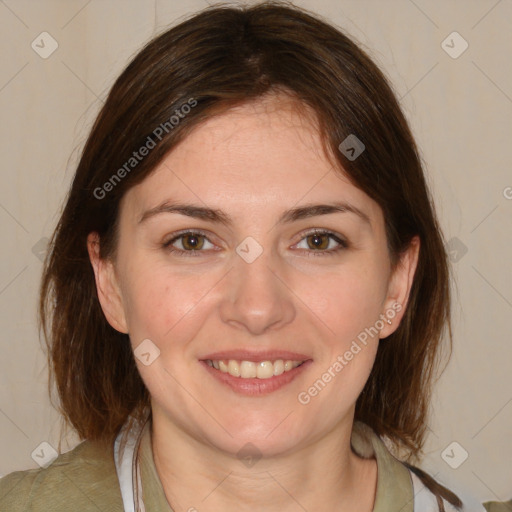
[256,361,274,379]
[240,361,257,378]
[207,359,304,379]
[274,359,285,376]
[227,359,240,377]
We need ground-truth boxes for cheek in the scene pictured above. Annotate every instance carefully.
[296,269,384,415]
[300,262,389,345]
[120,261,215,347]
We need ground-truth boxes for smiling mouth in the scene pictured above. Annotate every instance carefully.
[205,359,305,379]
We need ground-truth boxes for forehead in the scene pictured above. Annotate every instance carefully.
[120,94,382,227]
[172,94,329,170]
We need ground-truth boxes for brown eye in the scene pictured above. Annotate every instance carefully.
[180,233,205,250]
[294,230,348,256]
[163,230,215,256]
[306,233,330,250]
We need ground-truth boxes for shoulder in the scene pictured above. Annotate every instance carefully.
[408,468,490,512]
[352,421,488,512]
[0,438,123,512]
[483,500,512,512]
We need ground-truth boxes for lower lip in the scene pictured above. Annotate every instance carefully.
[200,360,313,396]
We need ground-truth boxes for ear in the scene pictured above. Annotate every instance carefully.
[379,235,420,339]
[86,232,128,334]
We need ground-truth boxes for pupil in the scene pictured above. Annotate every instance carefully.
[310,234,324,249]
[185,235,200,249]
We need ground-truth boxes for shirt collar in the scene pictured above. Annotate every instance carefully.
[138,420,173,511]
[351,421,414,512]
[138,420,414,512]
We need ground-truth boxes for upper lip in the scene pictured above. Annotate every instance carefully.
[200,350,312,362]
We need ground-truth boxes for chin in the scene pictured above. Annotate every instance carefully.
[204,412,308,457]
[210,430,302,460]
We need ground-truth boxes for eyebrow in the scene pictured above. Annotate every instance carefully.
[138,200,372,228]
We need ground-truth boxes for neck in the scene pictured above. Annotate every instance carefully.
[150,406,377,512]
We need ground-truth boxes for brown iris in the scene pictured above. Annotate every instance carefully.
[181,233,205,250]
[306,233,330,250]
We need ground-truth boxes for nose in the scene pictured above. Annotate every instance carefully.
[218,245,296,336]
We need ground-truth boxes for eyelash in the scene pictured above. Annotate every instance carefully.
[162,229,348,258]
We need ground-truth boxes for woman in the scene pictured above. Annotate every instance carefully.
[0,2,491,511]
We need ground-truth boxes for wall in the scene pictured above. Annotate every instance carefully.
[0,0,510,504]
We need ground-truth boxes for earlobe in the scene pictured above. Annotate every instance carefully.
[379,236,420,339]
[86,232,129,334]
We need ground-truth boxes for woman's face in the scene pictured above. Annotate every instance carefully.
[89,94,418,456]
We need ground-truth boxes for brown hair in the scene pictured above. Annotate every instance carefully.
[40,1,457,505]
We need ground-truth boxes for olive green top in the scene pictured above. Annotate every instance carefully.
[484,501,512,512]
[136,420,414,512]
[0,420,499,511]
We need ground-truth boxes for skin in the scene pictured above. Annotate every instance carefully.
[88,92,419,512]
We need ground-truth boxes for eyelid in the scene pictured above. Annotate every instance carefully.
[162,228,213,245]
[292,228,349,252]
[162,227,349,256]
[162,228,218,255]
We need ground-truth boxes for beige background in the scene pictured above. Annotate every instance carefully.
[0,0,511,505]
